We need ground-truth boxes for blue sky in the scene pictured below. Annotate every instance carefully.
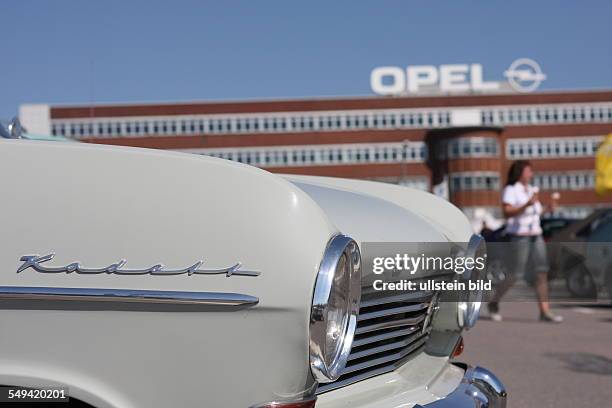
[2,0,611,119]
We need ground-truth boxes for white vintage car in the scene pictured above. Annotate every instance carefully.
[0,124,506,408]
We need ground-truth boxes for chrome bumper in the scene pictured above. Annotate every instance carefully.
[417,364,507,408]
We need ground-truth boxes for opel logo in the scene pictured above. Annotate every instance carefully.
[504,58,547,93]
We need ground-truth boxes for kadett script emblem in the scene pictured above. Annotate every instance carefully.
[17,253,260,277]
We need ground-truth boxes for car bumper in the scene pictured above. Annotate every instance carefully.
[315,360,506,408]
[416,364,507,408]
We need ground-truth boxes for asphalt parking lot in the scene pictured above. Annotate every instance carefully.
[462,300,612,408]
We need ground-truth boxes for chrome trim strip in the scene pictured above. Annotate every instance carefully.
[16,253,260,277]
[352,326,420,347]
[341,334,429,375]
[317,341,429,394]
[357,302,430,321]
[348,328,431,361]
[0,286,259,308]
[355,314,426,335]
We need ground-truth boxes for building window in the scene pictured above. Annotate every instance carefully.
[50,102,612,140]
[533,171,595,191]
[506,136,604,159]
[450,172,500,191]
[439,137,499,159]
[179,141,427,168]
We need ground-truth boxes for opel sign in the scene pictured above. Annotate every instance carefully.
[503,58,547,93]
[371,58,546,95]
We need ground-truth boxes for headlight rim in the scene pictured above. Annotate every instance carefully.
[457,234,486,329]
[309,234,361,383]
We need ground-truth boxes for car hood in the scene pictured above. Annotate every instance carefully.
[284,175,466,244]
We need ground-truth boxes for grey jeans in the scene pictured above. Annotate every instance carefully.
[508,235,549,283]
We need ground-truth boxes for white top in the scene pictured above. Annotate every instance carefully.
[502,182,543,236]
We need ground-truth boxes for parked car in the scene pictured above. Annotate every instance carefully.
[547,209,612,300]
[540,217,577,240]
[0,126,506,408]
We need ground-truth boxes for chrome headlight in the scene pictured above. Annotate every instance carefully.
[309,235,361,383]
[457,234,486,329]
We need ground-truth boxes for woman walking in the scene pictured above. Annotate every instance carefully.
[488,160,563,323]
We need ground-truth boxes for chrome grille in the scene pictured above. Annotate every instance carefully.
[317,275,449,394]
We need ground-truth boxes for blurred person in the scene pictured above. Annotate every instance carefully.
[487,160,563,323]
